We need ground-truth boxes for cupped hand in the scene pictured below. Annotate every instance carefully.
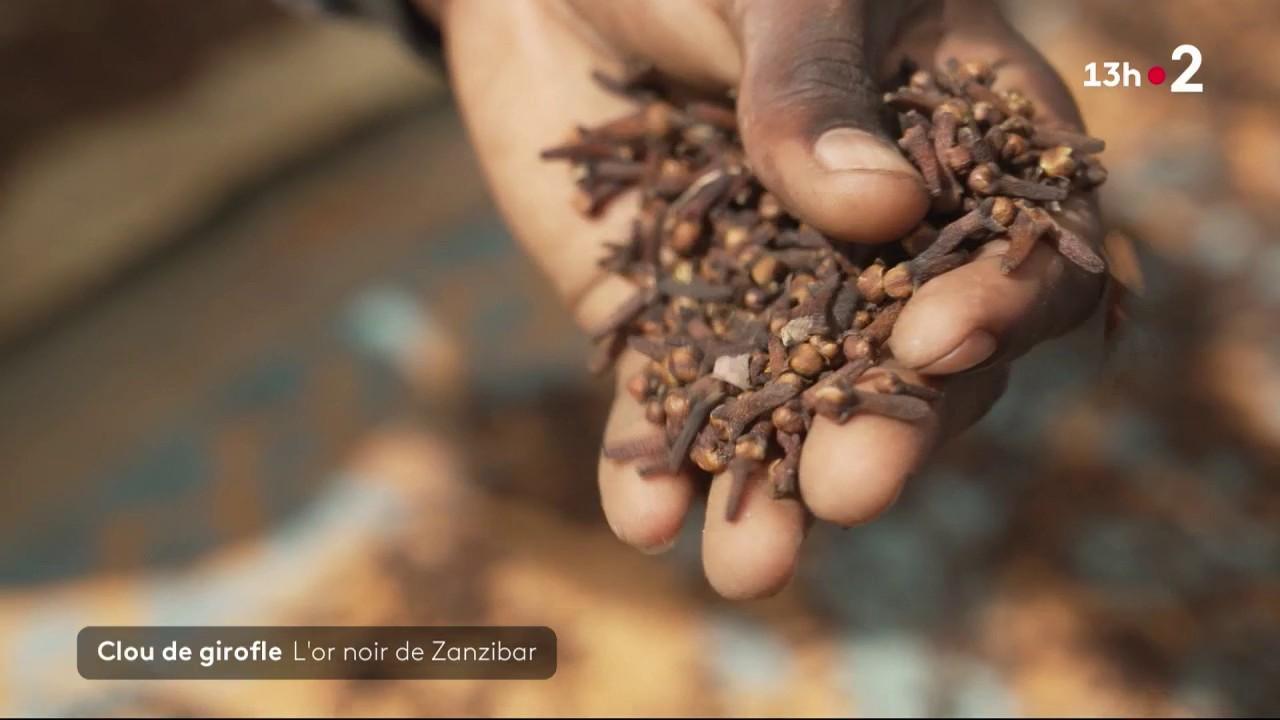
[429,0,1106,599]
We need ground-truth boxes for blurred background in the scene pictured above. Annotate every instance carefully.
[0,0,1276,716]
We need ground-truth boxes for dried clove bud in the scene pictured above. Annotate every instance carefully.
[901,224,939,257]
[668,345,703,383]
[604,432,667,462]
[899,124,945,198]
[989,196,1018,227]
[770,400,807,435]
[1038,145,1076,178]
[788,343,825,377]
[1001,206,1052,274]
[883,262,914,299]
[750,255,781,286]
[909,197,1005,275]
[856,263,888,303]
[968,163,1069,201]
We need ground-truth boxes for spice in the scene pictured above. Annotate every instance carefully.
[546,59,1108,515]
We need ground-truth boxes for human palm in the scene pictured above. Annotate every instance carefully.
[428,0,1105,598]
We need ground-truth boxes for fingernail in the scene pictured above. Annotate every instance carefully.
[813,127,918,175]
[639,535,677,555]
[914,330,997,374]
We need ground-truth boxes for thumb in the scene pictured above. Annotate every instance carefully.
[731,0,928,243]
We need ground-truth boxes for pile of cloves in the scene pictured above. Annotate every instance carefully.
[543,59,1107,521]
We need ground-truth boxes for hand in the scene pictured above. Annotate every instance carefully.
[429,0,1106,598]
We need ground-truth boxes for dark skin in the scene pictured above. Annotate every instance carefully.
[419,0,1105,599]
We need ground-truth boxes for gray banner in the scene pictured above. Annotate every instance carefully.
[78,626,556,680]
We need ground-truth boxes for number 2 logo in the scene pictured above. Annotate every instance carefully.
[1171,44,1203,93]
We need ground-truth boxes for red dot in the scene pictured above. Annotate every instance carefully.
[1148,66,1166,85]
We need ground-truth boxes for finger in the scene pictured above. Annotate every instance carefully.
[888,10,1108,374]
[597,351,697,552]
[799,364,1007,526]
[702,463,806,600]
[729,0,929,243]
[442,1,648,331]
[889,202,1105,374]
